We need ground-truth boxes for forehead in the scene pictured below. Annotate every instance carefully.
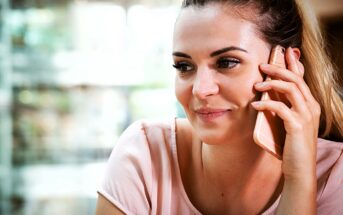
[173,3,265,52]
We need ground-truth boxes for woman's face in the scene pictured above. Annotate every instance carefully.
[173,3,271,144]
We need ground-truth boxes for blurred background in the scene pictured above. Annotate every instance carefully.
[0,0,342,215]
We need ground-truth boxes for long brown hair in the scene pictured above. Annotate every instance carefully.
[181,0,343,141]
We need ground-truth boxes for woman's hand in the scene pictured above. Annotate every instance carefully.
[252,47,320,181]
[251,47,320,214]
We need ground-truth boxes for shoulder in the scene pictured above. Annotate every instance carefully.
[115,118,175,149]
[98,118,176,214]
[108,118,176,167]
[316,138,343,178]
[317,138,343,167]
[106,118,175,175]
[119,118,173,138]
[316,138,343,213]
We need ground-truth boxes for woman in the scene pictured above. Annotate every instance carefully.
[96,0,343,214]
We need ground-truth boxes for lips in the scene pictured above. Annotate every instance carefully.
[194,107,230,122]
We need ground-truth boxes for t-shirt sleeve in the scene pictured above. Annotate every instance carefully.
[317,150,343,214]
[97,121,152,215]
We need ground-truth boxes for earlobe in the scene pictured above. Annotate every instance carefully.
[291,47,301,60]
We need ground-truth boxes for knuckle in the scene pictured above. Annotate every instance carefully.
[294,75,302,84]
[309,101,321,117]
[288,83,297,92]
[292,82,298,91]
[295,77,305,88]
[314,102,321,116]
[291,121,305,132]
[299,63,305,77]
[279,102,288,112]
[280,68,287,75]
[303,112,312,122]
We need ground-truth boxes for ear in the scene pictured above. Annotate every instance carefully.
[291,47,301,60]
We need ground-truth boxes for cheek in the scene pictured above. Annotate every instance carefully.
[175,78,191,108]
[222,67,263,105]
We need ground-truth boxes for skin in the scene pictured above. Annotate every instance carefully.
[95,3,320,215]
[95,194,125,215]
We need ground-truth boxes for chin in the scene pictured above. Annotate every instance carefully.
[195,126,233,145]
[193,119,255,145]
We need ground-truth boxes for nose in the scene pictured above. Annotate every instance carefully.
[192,67,219,99]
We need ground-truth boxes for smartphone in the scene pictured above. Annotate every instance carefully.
[253,45,287,160]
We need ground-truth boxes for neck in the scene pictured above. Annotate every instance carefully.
[199,133,282,190]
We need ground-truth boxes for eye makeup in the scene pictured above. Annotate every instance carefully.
[173,61,194,73]
[216,57,240,69]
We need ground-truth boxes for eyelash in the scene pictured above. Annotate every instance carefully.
[172,57,240,74]
[216,57,240,69]
[172,62,194,73]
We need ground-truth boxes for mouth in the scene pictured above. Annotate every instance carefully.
[194,107,231,122]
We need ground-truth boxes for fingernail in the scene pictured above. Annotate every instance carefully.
[255,82,267,87]
[260,63,269,69]
[251,101,261,107]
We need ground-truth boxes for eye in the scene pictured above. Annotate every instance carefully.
[216,58,240,69]
[172,62,194,73]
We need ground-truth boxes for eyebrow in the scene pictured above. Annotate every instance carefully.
[172,46,248,59]
[172,52,192,59]
[210,46,248,57]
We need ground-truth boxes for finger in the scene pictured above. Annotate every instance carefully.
[260,64,314,103]
[254,80,308,113]
[251,100,297,130]
[296,60,305,77]
[285,47,301,76]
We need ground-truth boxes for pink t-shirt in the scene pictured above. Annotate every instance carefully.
[98,119,343,215]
